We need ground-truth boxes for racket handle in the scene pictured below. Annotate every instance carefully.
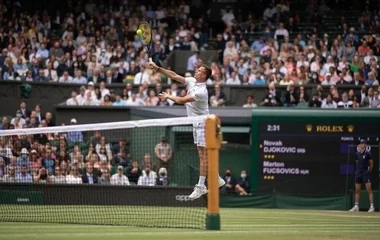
[149,57,153,63]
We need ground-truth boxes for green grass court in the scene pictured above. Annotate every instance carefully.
[1,208,379,240]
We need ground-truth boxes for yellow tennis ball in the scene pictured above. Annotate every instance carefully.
[136,29,142,36]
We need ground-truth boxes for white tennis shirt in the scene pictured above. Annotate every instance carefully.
[185,77,209,118]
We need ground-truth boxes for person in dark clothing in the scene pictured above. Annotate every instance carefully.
[221,168,237,194]
[126,160,142,184]
[349,139,375,212]
[235,170,250,196]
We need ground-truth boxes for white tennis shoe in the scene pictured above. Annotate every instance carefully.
[349,205,359,212]
[188,185,208,200]
[218,178,226,188]
[368,206,375,212]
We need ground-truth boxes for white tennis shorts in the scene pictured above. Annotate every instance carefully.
[193,122,205,147]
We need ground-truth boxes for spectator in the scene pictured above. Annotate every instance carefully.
[59,71,73,83]
[186,51,199,74]
[322,94,338,108]
[154,136,172,172]
[309,93,322,108]
[126,93,145,106]
[41,149,55,175]
[72,70,87,84]
[209,84,227,107]
[34,167,49,183]
[156,167,169,186]
[138,164,157,186]
[17,148,30,171]
[112,94,126,106]
[66,91,82,106]
[110,166,130,185]
[2,166,16,183]
[235,170,250,196]
[0,157,5,180]
[221,168,237,195]
[50,166,66,184]
[67,119,83,143]
[81,162,98,184]
[65,167,83,184]
[361,87,374,108]
[126,160,142,184]
[338,92,353,108]
[242,95,257,108]
[0,116,10,130]
[98,168,111,185]
[16,164,33,183]
[284,85,299,107]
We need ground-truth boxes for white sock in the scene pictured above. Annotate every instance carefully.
[370,203,374,208]
[355,202,359,207]
[198,176,206,186]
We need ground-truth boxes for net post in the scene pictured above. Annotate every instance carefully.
[205,114,221,230]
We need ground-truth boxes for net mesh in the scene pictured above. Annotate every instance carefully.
[0,116,207,229]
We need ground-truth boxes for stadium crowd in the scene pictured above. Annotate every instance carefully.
[0,0,379,109]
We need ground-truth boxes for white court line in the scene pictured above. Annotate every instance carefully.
[2,230,380,238]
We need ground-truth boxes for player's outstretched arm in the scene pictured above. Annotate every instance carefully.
[159,92,194,105]
[148,60,186,84]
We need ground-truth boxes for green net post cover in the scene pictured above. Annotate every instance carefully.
[206,213,220,230]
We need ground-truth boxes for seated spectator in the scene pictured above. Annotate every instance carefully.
[209,84,227,107]
[309,93,322,108]
[101,95,113,106]
[98,168,111,185]
[126,160,142,184]
[221,168,236,195]
[34,167,49,183]
[126,93,145,106]
[34,69,48,82]
[242,95,257,108]
[260,83,282,107]
[283,85,299,107]
[138,165,157,186]
[2,166,16,182]
[65,167,83,184]
[17,148,30,169]
[322,94,338,108]
[361,87,374,108]
[15,164,32,183]
[110,166,130,185]
[67,119,83,142]
[72,70,87,84]
[235,170,250,196]
[66,91,82,106]
[112,94,126,106]
[0,157,5,180]
[156,167,169,186]
[82,91,98,106]
[0,116,10,130]
[145,90,160,106]
[365,72,379,86]
[134,66,150,85]
[81,162,98,184]
[338,92,353,108]
[50,166,66,184]
[59,71,73,83]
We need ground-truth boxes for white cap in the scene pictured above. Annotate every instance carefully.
[325,73,331,77]
[70,118,77,124]
[88,82,94,86]
[21,148,29,155]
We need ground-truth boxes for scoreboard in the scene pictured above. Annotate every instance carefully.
[251,109,380,195]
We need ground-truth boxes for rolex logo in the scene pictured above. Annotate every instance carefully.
[347,125,354,133]
[306,125,313,132]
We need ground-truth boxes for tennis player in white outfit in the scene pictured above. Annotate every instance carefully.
[148,61,225,200]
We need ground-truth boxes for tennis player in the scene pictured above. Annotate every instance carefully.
[148,60,225,200]
[349,139,375,212]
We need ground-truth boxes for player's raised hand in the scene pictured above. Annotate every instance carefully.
[158,92,169,101]
[147,58,159,71]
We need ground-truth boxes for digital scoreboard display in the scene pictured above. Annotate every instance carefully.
[257,121,380,195]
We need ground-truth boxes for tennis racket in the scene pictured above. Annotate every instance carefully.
[137,21,153,64]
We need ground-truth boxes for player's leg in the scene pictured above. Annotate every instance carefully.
[188,127,208,200]
[364,174,375,212]
[349,180,362,212]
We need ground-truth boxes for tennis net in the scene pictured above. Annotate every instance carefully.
[0,116,207,229]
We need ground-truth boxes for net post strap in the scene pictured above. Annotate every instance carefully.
[0,116,207,137]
